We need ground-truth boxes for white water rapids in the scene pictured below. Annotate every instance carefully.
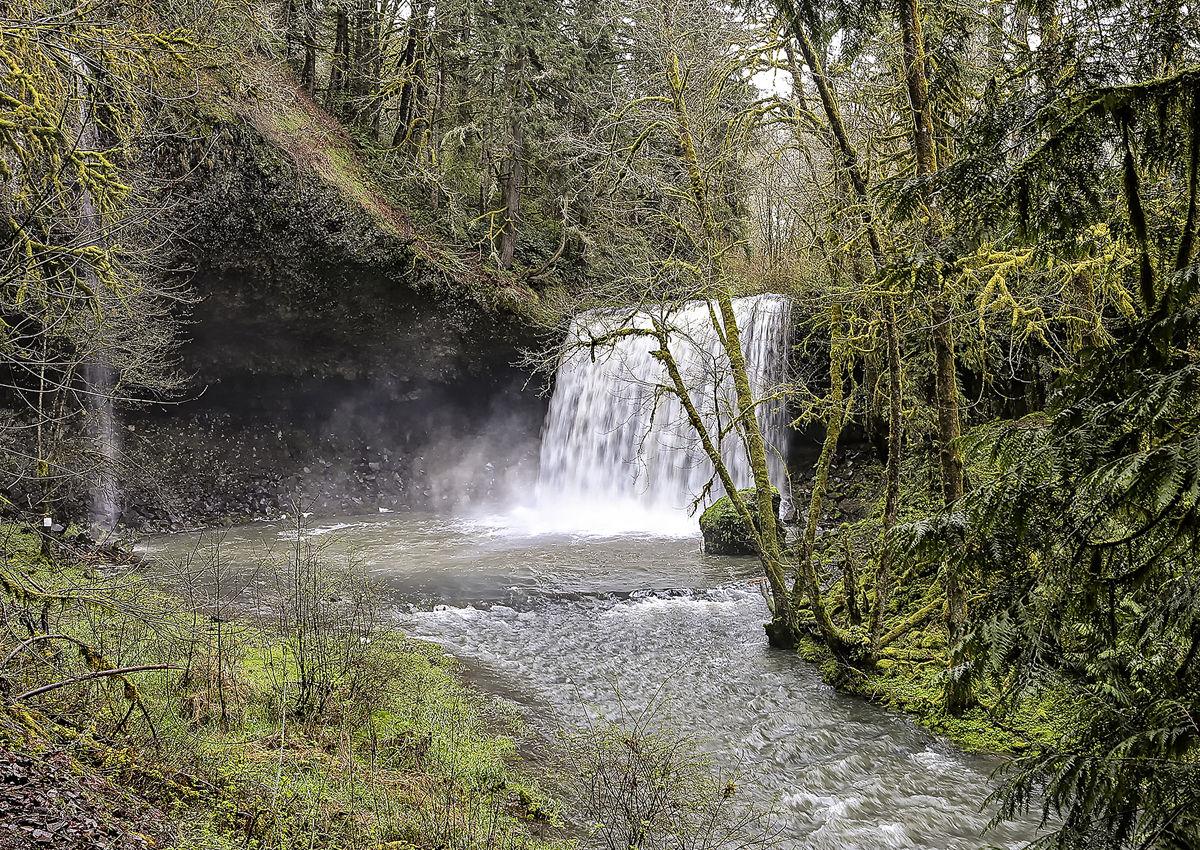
[141,514,1047,850]
[512,294,792,535]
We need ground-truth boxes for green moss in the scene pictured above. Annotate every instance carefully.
[795,636,1070,755]
[1,523,52,571]
[0,522,562,850]
[699,487,782,555]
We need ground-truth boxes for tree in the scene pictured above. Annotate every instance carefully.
[1,0,202,530]
[905,26,1200,844]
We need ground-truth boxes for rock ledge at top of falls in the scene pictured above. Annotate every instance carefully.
[699,488,783,556]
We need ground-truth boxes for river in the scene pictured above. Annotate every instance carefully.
[139,511,1045,850]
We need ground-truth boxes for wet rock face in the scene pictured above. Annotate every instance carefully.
[161,118,537,389]
[117,124,548,531]
[699,489,782,556]
[121,375,543,531]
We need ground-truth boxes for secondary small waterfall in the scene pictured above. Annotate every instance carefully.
[531,294,791,534]
[85,362,120,532]
[73,54,121,533]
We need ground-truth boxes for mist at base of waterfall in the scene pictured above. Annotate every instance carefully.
[467,496,701,538]
[492,294,792,537]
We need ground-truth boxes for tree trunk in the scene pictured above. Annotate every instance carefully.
[897,0,972,714]
[498,48,526,269]
[283,0,298,60]
[662,50,811,644]
[649,325,792,624]
[369,9,384,137]
[869,298,904,650]
[782,7,906,658]
[300,0,317,95]
[1033,0,1063,83]
[328,7,350,109]
[787,301,852,651]
[391,3,426,146]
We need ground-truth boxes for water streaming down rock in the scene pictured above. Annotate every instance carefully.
[85,362,121,532]
[532,295,791,533]
[73,56,121,533]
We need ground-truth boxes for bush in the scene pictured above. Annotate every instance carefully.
[560,715,771,850]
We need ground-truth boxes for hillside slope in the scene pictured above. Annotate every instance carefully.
[118,59,548,529]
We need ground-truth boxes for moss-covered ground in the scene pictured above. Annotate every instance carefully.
[792,634,1071,755]
[0,523,562,850]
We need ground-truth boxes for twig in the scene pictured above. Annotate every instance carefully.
[0,633,80,668]
[13,664,179,701]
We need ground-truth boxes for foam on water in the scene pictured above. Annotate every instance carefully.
[469,500,698,538]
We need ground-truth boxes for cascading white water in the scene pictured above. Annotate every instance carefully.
[85,361,120,532]
[525,294,792,534]
[73,55,120,533]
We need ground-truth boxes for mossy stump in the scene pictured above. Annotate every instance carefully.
[699,488,782,555]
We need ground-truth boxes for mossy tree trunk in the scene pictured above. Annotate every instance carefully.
[787,301,853,651]
[896,0,972,714]
[870,297,904,651]
[779,4,909,659]
[498,46,527,269]
[659,49,852,648]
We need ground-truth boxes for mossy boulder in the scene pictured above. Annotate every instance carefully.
[699,488,782,555]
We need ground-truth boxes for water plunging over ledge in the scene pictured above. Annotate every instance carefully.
[73,55,121,535]
[85,361,120,532]
[517,294,792,535]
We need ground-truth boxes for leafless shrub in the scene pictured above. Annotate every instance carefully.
[561,712,775,850]
[265,513,391,725]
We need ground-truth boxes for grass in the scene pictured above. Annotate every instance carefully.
[0,521,563,850]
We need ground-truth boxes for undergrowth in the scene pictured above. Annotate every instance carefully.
[793,634,1071,755]
[0,522,562,850]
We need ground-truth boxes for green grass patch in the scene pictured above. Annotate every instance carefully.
[0,521,563,850]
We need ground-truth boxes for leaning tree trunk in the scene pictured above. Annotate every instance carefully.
[498,47,526,269]
[869,297,904,650]
[662,51,812,644]
[787,300,853,652]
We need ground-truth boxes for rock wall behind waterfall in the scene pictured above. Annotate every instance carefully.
[116,108,548,529]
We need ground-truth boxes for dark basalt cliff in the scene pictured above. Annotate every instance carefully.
[122,88,547,529]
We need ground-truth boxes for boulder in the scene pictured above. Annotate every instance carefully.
[699,487,782,555]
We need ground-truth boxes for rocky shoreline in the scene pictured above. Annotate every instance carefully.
[115,410,538,532]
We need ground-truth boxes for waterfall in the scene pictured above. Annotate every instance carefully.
[527,294,791,535]
[73,54,121,533]
[85,362,120,531]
